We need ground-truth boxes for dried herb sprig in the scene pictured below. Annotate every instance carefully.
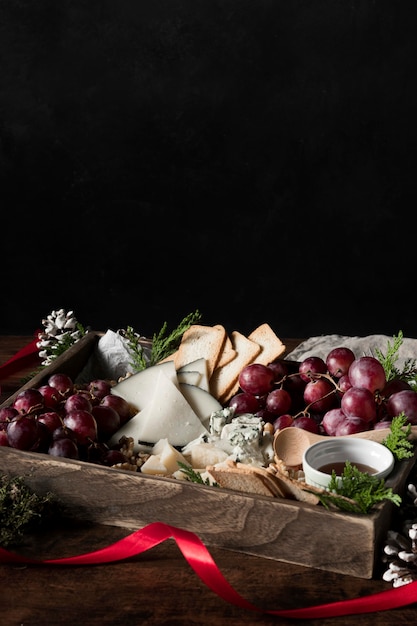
[0,475,55,547]
[316,461,402,514]
[125,310,202,371]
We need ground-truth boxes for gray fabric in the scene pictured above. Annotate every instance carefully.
[286,334,417,370]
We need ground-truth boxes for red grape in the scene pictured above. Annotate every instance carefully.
[37,411,63,433]
[325,347,355,378]
[0,406,18,424]
[91,405,120,438]
[337,374,352,394]
[382,378,412,399]
[334,416,369,435]
[340,386,377,423]
[387,389,417,424]
[48,437,79,459]
[0,430,10,446]
[348,356,386,393]
[48,373,74,397]
[292,415,319,433]
[64,393,93,414]
[298,356,327,382]
[7,415,41,450]
[238,364,275,396]
[272,414,294,431]
[228,392,260,415]
[88,379,112,400]
[303,378,337,413]
[52,425,77,442]
[63,410,98,445]
[374,418,393,430]
[38,384,62,409]
[267,360,289,382]
[255,408,276,423]
[103,449,126,466]
[265,388,292,416]
[100,394,132,424]
[13,388,44,415]
[321,407,347,436]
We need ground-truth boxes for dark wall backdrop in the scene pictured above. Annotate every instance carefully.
[1,0,416,340]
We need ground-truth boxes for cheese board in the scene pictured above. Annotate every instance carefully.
[0,330,416,579]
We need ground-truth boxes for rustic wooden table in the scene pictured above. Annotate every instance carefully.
[0,335,416,625]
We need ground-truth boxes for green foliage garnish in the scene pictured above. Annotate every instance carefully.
[382,414,415,461]
[374,330,417,389]
[125,310,202,372]
[0,475,55,547]
[316,461,402,514]
[177,462,218,487]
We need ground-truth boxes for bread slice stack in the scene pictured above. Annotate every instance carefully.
[207,460,321,504]
[160,322,286,403]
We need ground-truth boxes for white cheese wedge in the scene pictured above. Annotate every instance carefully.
[177,358,209,392]
[140,455,169,475]
[176,370,202,386]
[178,383,222,428]
[182,442,230,469]
[110,361,178,411]
[108,370,209,449]
[151,438,189,474]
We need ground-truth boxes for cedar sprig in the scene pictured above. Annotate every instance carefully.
[382,414,415,461]
[125,310,202,371]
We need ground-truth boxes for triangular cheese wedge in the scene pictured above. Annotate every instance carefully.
[110,361,178,411]
[177,357,209,392]
[108,370,209,449]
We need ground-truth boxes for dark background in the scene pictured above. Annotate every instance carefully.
[1,0,416,340]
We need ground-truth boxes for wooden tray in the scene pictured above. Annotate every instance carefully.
[1,331,415,579]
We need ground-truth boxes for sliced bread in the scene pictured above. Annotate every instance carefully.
[174,324,227,377]
[213,325,237,368]
[207,461,278,497]
[247,322,286,366]
[209,331,261,403]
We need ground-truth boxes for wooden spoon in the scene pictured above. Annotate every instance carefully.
[273,425,417,468]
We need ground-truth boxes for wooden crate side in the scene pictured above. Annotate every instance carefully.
[0,332,102,409]
[0,445,379,578]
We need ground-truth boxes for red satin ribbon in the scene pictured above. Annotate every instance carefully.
[0,521,416,618]
[0,333,41,382]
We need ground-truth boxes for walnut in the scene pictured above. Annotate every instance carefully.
[112,462,138,472]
